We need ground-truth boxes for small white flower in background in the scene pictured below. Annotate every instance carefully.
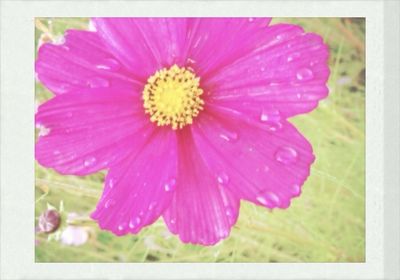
[61,226,89,246]
[60,212,89,246]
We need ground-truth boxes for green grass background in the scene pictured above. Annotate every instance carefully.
[35,18,365,262]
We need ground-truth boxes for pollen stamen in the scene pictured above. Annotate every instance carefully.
[143,64,204,130]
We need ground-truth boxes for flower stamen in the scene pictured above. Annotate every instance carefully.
[143,64,204,130]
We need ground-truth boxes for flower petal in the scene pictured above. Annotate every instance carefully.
[191,110,315,209]
[92,18,189,81]
[185,18,272,77]
[36,29,141,95]
[163,129,240,245]
[203,24,330,118]
[35,88,153,175]
[91,128,178,235]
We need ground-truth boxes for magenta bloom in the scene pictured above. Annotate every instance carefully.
[35,18,329,245]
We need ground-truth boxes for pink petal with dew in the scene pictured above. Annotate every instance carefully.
[36,30,142,95]
[91,128,177,236]
[163,129,240,245]
[191,110,314,210]
[92,18,189,81]
[203,24,330,118]
[185,18,272,78]
[35,88,154,175]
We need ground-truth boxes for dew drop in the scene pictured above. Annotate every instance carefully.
[256,196,268,206]
[148,201,157,210]
[84,156,96,167]
[296,68,314,81]
[118,223,126,231]
[105,199,116,209]
[219,130,238,142]
[218,229,229,238]
[248,17,254,22]
[53,150,61,155]
[287,52,300,62]
[290,184,301,195]
[96,58,120,71]
[256,191,281,207]
[59,83,73,94]
[275,146,298,164]
[260,108,281,123]
[129,217,141,229]
[217,172,229,185]
[170,218,176,224]
[225,206,236,225]
[87,77,110,88]
[164,178,176,192]
[108,178,115,189]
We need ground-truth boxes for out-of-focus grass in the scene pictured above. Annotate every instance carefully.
[35,18,365,262]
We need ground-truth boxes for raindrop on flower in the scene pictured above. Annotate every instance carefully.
[83,156,96,167]
[275,146,298,164]
[148,201,157,210]
[256,191,281,207]
[225,206,236,225]
[296,68,314,81]
[96,58,120,71]
[87,77,110,88]
[219,129,238,142]
[108,178,115,189]
[105,199,116,209]
[290,184,301,195]
[217,172,229,185]
[129,217,141,229]
[164,178,176,192]
[118,223,127,231]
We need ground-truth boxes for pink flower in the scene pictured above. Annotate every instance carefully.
[35,18,329,245]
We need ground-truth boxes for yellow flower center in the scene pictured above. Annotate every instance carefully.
[142,64,204,130]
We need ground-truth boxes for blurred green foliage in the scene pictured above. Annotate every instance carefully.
[35,17,365,262]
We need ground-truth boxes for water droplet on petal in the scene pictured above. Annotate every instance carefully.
[248,17,254,22]
[256,196,268,206]
[53,150,61,155]
[290,184,301,195]
[170,218,176,224]
[296,68,314,81]
[84,156,96,167]
[118,223,126,231]
[218,229,229,238]
[217,173,229,185]
[58,83,73,94]
[105,199,116,209]
[96,58,120,71]
[275,146,298,164]
[148,201,157,210]
[87,77,110,88]
[287,52,300,62]
[108,178,115,189]
[264,165,270,172]
[129,217,141,229]
[164,178,176,192]
[260,108,281,123]
[219,130,238,142]
[256,191,281,207]
[225,206,236,225]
